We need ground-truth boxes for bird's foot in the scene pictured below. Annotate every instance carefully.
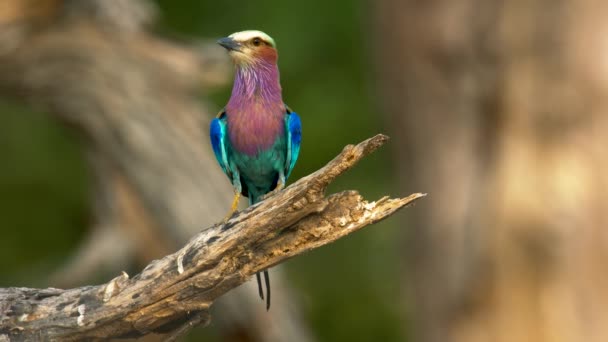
[222,192,241,222]
[260,181,285,201]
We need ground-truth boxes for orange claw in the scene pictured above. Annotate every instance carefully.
[223,192,241,222]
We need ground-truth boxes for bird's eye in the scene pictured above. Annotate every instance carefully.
[252,38,261,46]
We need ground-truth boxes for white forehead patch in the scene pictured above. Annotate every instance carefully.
[229,30,276,47]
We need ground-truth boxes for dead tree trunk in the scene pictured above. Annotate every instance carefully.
[373,1,608,342]
[0,134,424,341]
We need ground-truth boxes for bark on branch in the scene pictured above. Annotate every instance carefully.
[0,134,424,341]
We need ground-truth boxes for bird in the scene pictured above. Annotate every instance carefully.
[210,30,302,310]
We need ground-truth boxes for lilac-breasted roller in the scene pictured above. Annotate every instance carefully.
[210,30,302,310]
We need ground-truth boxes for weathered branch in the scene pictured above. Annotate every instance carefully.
[0,134,424,341]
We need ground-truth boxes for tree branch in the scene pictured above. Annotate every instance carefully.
[0,134,425,341]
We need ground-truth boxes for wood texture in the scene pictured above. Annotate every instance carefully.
[0,134,424,341]
[0,1,312,340]
[373,1,608,342]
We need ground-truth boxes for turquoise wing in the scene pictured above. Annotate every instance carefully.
[284,110,302,179]
[210,113,231,177]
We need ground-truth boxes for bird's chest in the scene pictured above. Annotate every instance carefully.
[226,105,285,156]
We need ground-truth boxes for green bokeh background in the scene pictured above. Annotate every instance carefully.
[0,1,409,340]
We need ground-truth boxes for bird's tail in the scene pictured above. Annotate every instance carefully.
[250,194,271,310]
[255,270,271,310]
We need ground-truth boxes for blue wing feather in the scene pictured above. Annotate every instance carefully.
[210,116,230,177]
[285,111,302,179]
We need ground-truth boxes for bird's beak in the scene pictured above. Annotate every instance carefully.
[217,37,242,52]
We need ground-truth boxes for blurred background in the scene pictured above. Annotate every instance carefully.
[1,0,607,341]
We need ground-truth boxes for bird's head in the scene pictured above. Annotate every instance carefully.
[217,30,278,67]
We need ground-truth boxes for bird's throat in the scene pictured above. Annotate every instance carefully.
[229,62,282,104]
[226,61,285,156]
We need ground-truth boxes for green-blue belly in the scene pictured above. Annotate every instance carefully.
[228,136,286,202]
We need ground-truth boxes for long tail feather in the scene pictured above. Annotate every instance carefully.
[264,270,271,310]
[251,195,271,310]
[256,272,264,300]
